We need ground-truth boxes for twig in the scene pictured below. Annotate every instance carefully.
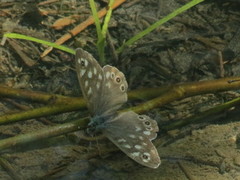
[161,96,240,131]
[178,161,196,180]
[1,77,240,125]
[0,103,84,125]
[0,117,88,151]
[38,0,59,6]
[0,156,23,180]
[3,98,55,125]
[7,39,36,67]
[1,94,240,152]
[41,0,126,57]
[0,85,85,105]
[1,79,240,151]
[129,77,240,114]
[218,51,224,78]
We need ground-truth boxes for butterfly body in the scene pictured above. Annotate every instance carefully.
[75,48,161,168]
[87,114,114,135]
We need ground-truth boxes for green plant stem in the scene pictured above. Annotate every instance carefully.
[129,77,240,114]
[3,33,75,55]
[0,118,88,151]
[0,85,170,105]
[101,0,114,38]
[116,0,205,53]
[0,85,84,105]
[0,103,85,125]
[162,96,240,131]
[89,0,115,64]
[1,77,240,125]
[89,0,103,41]
[1,95,240,151]
[89,0,106,64]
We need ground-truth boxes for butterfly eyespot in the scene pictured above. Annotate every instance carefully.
[115,77,121,83]
[142,153,150,160]
[142,155,148,159]
[144,121,151,126]
[120,84,125,92]
[138,116,145,120]
[79,58,85,66]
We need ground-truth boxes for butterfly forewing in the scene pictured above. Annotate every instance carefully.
[102,111,161,168]
[75,48,128,116]
[75,48,105,115]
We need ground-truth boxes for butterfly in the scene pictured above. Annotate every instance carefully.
[75,48,161,168]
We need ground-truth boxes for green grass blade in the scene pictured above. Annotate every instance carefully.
[4,33,75,54]
[101,0,114,38]
[89,0,103,41]
[97,0,115,64]
[116,0,205,54]
[89,0,106,64]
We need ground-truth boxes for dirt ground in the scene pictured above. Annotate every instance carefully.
[0,0,240,179]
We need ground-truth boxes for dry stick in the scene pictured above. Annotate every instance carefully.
[178,161,196,180]
[8,39,36,67]
[38,0,59,6]
[0,117,88,151]
[3,98,56,125]
[162,96,240,131]
[1,90,240,152]
[0,85,169,125]
[0,85,85,105]
[41,0,126,57]
[1,78,240,151]
[0,156,23,180]
[129,77,240,114]
[0,103,84,125]
[0,85,169,105]
[218,51,224,78]
[1,77,240,125]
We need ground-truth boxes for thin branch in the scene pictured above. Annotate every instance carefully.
[1,94,240,152]
[0,85,84,105]
[0,118,88,151]
[0,156,23,180]
[129,77,240,114]
[161,96,240,131]
[0,103,84,125]
[0,85,170,104]
[1,77,240,125]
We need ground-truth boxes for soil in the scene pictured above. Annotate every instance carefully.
[0,0,240,180]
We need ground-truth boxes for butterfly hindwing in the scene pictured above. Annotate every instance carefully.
[102,111,161,169]
[101,65,128,116]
